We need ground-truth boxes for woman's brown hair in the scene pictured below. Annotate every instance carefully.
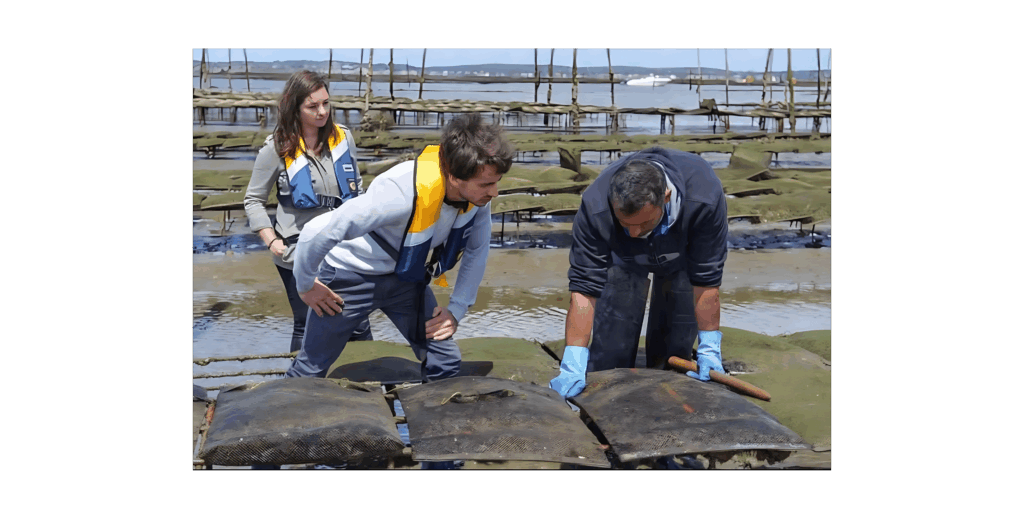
[273,70,336,160]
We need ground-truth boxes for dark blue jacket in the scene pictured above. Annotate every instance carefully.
[568,147,728,297]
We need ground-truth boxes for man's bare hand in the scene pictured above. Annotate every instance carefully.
[299,278,345,317]
[425,306,458,341]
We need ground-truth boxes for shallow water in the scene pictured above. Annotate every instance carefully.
[193,278,830,393]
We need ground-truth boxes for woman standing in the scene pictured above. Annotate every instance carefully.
[244,70,372,353]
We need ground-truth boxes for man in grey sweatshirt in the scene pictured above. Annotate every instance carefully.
[286,114,515,381]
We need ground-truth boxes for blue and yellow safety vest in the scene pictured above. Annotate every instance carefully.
[281,124,359,209]
[392,145,478,286]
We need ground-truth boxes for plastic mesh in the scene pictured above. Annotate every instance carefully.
[397,377,610,468]
[572,368,811,463]
[199,378,404,466]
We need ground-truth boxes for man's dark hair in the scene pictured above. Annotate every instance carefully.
[609,160,667,215]
[439,113,515,181]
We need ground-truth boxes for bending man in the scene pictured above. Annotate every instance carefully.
[287,113,514,381]
[550,147,728,398]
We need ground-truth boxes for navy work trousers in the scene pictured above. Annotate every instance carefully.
[285,262,461,381]
[276,264,371,353]
[588,265,698,372]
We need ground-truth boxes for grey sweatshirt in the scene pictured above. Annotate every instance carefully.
[293,160,491,323]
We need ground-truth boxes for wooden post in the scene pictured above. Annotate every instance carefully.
[243,49,251,92]
[696,48,702,103]
[572,49,579,133]
[200,48,206,90]
[546,49,554,126]
[824,50,831,103]
[366,49,374,114]
[227,49,232,92]
[607,48,615,106]
[419,49,427,100]
[761,48,772,103]
[724,48,730,130]
[787,48,795,133]
[389,49,394,101]
[358,49,364,95]
[816,48,821,108]
[328,49,332,81]
[534,49,540,103]
[547,49,554,104]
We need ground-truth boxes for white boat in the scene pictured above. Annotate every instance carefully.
[625,75,672,87]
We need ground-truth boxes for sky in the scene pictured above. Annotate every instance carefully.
[192,48,831,72]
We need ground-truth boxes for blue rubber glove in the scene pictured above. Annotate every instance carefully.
[687,330,724,382]
[549,346,589,398]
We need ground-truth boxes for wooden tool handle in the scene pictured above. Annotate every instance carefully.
[667,356,772,402]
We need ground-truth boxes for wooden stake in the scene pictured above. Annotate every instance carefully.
[358,48,364,95]
[534,48,540,103]
[816,48,821,108]
[366,48,374,114]
[243,48,251,92]
[761,48,772,103]
[328,49,332,81]
[389,48,394,101]
[787,48,795,133]
[696,48,702,102]
[607,48,615,106]
[724,48,730,130]
[419,49,427,100]
[200,48,206,90]
[547,49,554,104]
[227,49,232,92]
[572,49,579,133]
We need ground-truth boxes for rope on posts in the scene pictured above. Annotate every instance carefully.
[194,352,298,366]
[193,369,288,379]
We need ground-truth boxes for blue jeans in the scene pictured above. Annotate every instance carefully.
[588,265,698,371]
[276,264,371,353]
[285,262,461,381]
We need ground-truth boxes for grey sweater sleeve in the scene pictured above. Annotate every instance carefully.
[447,202,492,322]
[243,142,280,233]
[292,175,412,294]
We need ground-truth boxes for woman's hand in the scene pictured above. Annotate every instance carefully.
[269,238,288,257]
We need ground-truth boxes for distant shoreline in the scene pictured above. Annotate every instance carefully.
[194,58,831,83]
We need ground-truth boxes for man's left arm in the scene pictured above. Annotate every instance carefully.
[686,192,728,380]
[426,202,491,340]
